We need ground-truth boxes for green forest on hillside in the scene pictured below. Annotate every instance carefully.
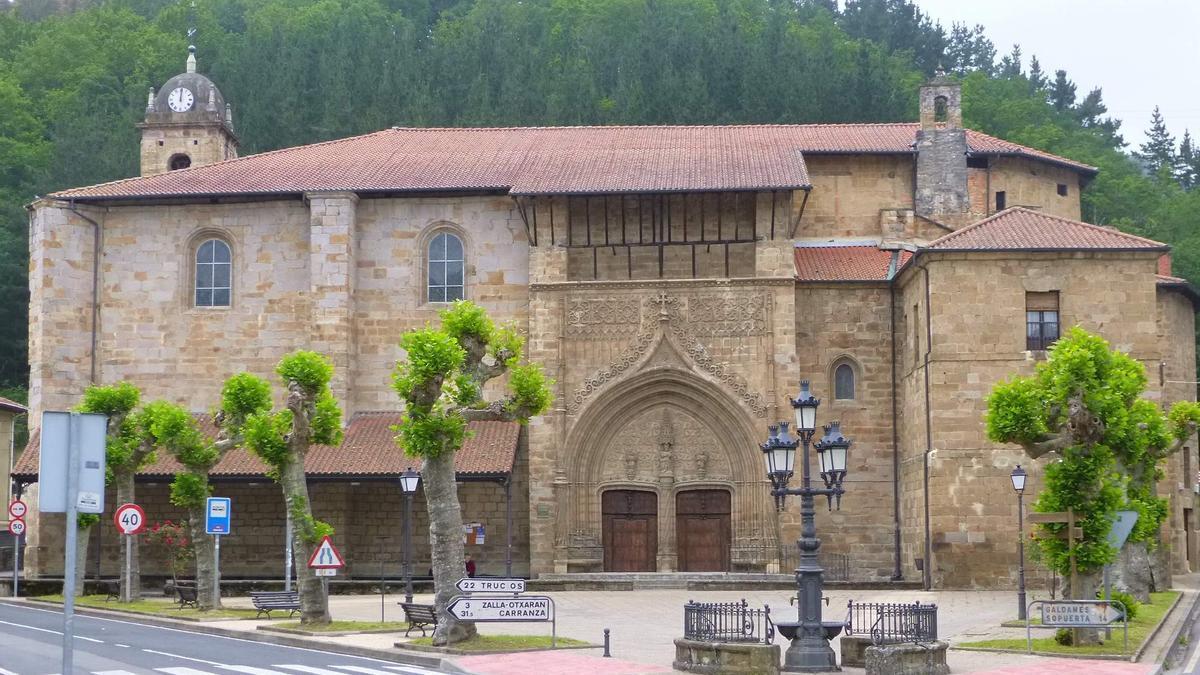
[1,0,1199,399]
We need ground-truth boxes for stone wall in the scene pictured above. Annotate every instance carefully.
[986,157,1083,221]
[139,124,237,177]
[799,156,914,240]
[1157,288,1199,573]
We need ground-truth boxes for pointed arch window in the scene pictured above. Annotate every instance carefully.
[195,238,232,307]
[834,361,856,401]
[428,231,465,303]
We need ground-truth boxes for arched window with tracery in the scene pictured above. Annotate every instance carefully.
[428,231,465,302]
[195,238,232,307]
[834,361,856,401]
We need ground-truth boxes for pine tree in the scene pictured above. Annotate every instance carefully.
[1177,131,1197,189]
[1075,87,1124,147]
[1049,69,1076,111]
[1139,106,1176,176]
[998,44,1022,77]
[1028,55,1047,93]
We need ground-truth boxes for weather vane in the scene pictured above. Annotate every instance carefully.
[186,0,197,46]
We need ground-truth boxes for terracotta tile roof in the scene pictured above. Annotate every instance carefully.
[0,396,26,414]
[794,244,912,281]
[926,208,1167,252]
[50,123,1093,202]
[12,414,519,480]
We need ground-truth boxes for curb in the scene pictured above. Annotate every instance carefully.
[1148,589,1200,674]
[258,624,412,637]
[1133,590,1184,663]
[400,641,600,656]
[0,598,466,673]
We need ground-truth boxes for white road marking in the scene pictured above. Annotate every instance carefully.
[383,667,449,675]
[145,649,225,666]
[0,667,19,675]
[1184,639,1200,674]
[158,669,224,675]
[0,618,62,635]
[218,667,294,675]
[273,666,349,675]
[330,667,414,675]
[115,643,131,647]
[95,671,141,675]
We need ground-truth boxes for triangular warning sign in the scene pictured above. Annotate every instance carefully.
[307,535,346,569]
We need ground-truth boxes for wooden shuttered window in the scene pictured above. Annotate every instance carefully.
[1026,292,1060,351]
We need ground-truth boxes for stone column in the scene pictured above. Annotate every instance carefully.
[305,191,358,413]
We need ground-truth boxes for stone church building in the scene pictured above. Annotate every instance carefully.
[14,52,1200,589]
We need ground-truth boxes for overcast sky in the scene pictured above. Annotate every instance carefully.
[914,0,1200,151]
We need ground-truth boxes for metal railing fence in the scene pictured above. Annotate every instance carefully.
[845,600,938,645]
[682,598,775,644]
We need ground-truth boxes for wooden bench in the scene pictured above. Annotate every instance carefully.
[399,602,438,636]
[174,582,199,610]
[250,590,301,619]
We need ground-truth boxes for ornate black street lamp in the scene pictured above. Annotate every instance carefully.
[762,380,851,673]
[1011,464,1028,620]
[399,467,421,604]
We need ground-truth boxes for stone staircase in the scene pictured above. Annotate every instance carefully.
[528,572,922,592]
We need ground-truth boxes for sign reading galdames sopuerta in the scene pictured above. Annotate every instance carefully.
[447,595,551,621]
[1040,601,1124,626]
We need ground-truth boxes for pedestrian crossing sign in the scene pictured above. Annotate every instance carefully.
[307,535,345,569]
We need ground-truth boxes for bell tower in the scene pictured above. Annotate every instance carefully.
[914,68,969,225]
[139,46,238,177]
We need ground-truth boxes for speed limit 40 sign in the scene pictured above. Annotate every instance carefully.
[113,503,147,535]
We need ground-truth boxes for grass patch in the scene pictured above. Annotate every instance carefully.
[271,620,409,633]
[959,591,1180,656]
[34,594,261,620]
[407,634,590,651]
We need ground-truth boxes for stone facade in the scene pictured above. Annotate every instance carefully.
[21,70,1200,589]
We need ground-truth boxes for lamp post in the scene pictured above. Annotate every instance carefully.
[399,467,421,604]
[1010,464,1028,620]
[762,380,851,673]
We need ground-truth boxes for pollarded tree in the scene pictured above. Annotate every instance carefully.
[151,374,272,609]
[392,301,552,646]
[987,328,1199,640]
[76,382,153,600]
[243,352,343,624]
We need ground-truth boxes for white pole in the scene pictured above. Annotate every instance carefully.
[213,533,221,608]
[285,513,293,592]
[12,529,19,598]
[124,534,132,602]
[62,413,81,673]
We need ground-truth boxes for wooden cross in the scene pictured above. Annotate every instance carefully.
[1027,508,1082,599]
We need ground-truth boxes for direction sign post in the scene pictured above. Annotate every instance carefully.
[455,577,526,594]
[205,497,232,609]
[114,504,146,603]
[7,504,23,599]
[447,594,556,646]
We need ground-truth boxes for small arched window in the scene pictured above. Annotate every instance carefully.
[169,154,192,171]
[933,96,949,124]
[834,362,855,401]
[195,238,232,307]
[428,231,465,303]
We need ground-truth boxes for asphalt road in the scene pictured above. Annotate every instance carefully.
[0,602,451,675]
[1165,595,1200,675]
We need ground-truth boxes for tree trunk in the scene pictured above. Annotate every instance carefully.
[187,506,218,610]
[1067,570,1103,645]
[114,472,141,601]
[73,525,91,597]
[280,456,329,624]
[424,450,476,646]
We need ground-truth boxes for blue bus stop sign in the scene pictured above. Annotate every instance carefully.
[205,497,232,535]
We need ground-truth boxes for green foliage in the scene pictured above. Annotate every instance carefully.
[1054,628,1073,646]
[507,363,553,421]
[440,300,493,343]
[168,471,210,510]
[392,329,465,400]
[1101,589,1140,620]
[395,409,467,460]
[220,372,273,431]
[77,381,139,417]
[1168,401,1200,441]
[311,388,344,447]
[276,350,334,394]
[986,327,1194,575]
[243,410,292,475]
[288,496,333,544]
[77,513,98,529]
[144,520,194,580]
[488,323,523,366]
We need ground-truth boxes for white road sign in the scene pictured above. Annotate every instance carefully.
[8,519,25,536]
[314,568,337,576]
[113,503,147,535]
[38,411,108,514]
[447,595,551,622]
[1041,601,1124,626]
[8,500,27,519]
[307,535,345,569]
[456,577,526,594]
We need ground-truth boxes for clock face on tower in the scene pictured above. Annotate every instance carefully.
[167,87,194,113]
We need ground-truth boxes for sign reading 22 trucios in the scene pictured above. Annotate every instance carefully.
[447,595,551,621]
[1040,601,1125,626]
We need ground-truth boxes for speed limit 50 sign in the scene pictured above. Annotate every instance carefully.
[113,503,147,535]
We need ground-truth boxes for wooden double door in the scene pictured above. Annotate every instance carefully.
[676,489,731,572]
[602,488,732,572]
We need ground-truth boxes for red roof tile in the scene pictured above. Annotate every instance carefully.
[12,414,519,480]
[0,396,26,414]
[50,124,1094,202]
[794,245,911,282]
[926,208,1166,252]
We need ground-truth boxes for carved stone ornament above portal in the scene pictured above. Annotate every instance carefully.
[566,292,770,417]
